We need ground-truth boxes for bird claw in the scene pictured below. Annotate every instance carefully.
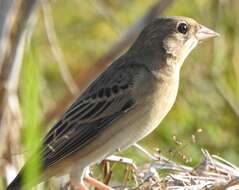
[64,176,112,190]
[84,176,112,190]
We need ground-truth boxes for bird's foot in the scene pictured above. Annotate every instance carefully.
[65,179,88,190]
[67,176,112,190]
[85,176,112,190]
[64,180,87,190]
[78,183,88,190]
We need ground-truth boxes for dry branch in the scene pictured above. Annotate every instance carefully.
[0,0,39,125]
[41,0,79,95]
[111,150,239,190]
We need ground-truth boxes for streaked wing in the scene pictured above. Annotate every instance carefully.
[42,62,137,168]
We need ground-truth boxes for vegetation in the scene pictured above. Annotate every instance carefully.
[0,0,238,189]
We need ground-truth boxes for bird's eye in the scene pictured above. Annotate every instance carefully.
[177,23,188,34]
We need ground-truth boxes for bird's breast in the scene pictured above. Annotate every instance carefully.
[129,73,180,142]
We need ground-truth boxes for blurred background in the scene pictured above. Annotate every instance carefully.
[0,0,239,189]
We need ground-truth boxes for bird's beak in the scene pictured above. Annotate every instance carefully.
[196,25,220,41]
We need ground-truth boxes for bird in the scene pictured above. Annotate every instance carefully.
[7,16,219,190]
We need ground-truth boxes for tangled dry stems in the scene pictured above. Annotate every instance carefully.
[112,150,239,190]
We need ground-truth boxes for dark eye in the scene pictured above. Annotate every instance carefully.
[177,23,188,34]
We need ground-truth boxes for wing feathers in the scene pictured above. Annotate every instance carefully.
[41,63,142,168]
[44,110,125,167]
[80,101,106,120]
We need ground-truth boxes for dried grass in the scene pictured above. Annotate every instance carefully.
[127,150,239,190]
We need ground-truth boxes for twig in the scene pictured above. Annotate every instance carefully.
[44,0,175,125]
[213,80,239,118]
[41,0,79,95]
[88,0,120,35]
[0,0,39,126]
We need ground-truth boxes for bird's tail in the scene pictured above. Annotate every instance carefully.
[6,174,22,190]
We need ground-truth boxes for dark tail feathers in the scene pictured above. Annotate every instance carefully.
[6,174,22,190]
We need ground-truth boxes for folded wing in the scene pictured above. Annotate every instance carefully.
[42,62,137,168]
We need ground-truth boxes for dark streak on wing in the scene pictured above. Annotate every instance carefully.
[80,101,106,120]
[44,113,115,166]
[43,98,135,168]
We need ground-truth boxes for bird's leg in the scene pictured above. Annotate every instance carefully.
[69,154,139,189]
[69,167,88,190]
[83,167,112,190]
[68,182,88,190]
[84,176,112,190]
[67,178,88,190]
[69,166,112,190]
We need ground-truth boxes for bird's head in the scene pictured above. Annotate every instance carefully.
[129,16,219,71]
[159,16,219,67]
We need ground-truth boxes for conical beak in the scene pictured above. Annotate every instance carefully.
[196,25,220,41]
